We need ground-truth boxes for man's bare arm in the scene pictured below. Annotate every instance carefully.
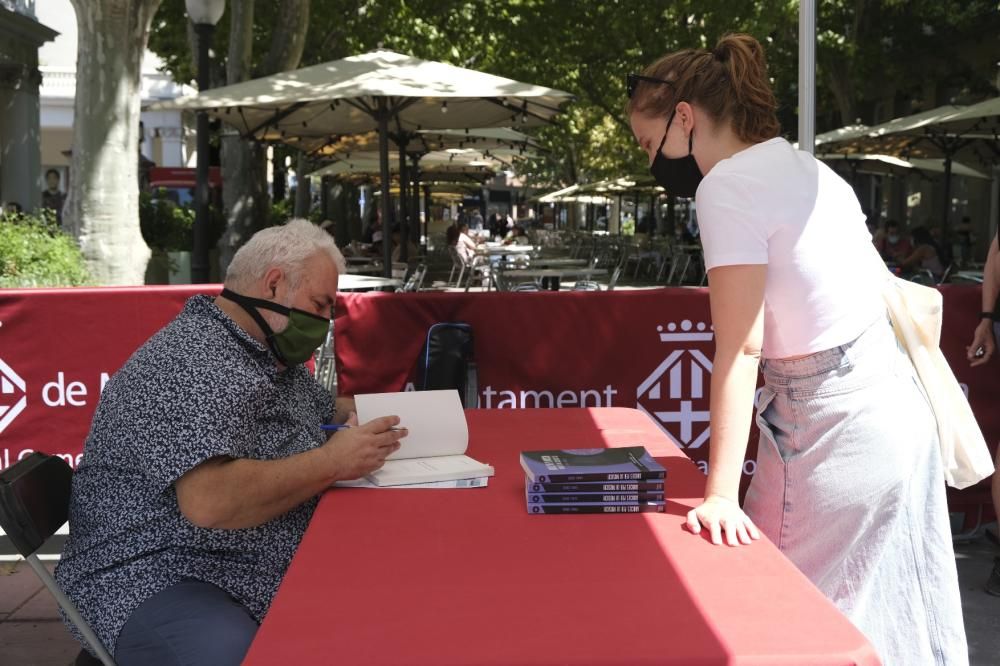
[175,416,404,530]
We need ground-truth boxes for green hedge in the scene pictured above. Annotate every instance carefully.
[0,211,91,287]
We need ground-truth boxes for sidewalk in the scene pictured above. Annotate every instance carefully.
[0,561,79,665]
[2,537,999,665]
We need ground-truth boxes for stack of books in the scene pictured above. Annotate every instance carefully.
[520,447,667,514]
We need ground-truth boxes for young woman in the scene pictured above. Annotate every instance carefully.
[627,34,967,665]
[900,225,947,280]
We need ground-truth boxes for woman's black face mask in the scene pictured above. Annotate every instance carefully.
[649,109,704,199]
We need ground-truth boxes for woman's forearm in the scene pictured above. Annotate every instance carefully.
[704,352,761,501]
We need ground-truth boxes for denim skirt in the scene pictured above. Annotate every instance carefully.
[743,315,968,665]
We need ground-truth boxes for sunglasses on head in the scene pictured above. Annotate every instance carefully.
[626,73,674,99]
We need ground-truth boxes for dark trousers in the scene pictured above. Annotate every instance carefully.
[115,580,258,666]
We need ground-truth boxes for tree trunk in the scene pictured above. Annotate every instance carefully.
[64,0,162,285]
[259,0,310,77]
[826,62,857,127]
[218,0,310,274]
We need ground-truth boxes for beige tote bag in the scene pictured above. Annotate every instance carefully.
[881,269,995,489]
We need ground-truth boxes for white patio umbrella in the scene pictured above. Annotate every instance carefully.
[308,141,535,244]
[148,49,571,273]
[818,153,989,180]
[940,97,1000,138]
[309,150,507,181]
[810,124,870,152]
[818,104,1000,234]
[533,184,580,204]
[301,127,543,159]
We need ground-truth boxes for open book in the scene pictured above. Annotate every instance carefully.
[350,390,494,487]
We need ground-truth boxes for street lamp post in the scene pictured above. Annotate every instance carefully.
[186,0,225,283]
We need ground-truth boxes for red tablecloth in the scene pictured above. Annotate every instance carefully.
[242,408,879,666]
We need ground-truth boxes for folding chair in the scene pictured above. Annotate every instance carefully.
[0,452,116,666]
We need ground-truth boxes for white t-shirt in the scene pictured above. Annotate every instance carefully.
[457,232,477,262]
[696,137,885,359]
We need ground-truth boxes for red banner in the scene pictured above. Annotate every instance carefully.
[0,285,995,514]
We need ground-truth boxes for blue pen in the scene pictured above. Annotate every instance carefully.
[321,424,405,432]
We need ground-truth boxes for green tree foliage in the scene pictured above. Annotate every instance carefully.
[147,1,1000,190]
[0,213,92,287]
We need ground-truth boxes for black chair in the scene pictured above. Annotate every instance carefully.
[0,452,116,665]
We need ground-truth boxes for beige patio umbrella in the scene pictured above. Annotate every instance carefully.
[818,104,999,235]
[309,151,504,181]
[810,124,871,152]
[533,184,580,204]
[148,49,571,273]
[818,153,990,180]
[301,127,543,159]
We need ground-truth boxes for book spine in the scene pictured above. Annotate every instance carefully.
[526,493,665,503]
[536,471,666,483]
[527,503,666,514]
[526,482,665,492]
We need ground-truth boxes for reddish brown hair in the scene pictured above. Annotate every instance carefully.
[628,33,780,144]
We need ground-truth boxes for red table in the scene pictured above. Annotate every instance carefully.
[242,408,880,665]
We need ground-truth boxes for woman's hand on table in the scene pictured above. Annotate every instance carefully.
[686,495,760,546]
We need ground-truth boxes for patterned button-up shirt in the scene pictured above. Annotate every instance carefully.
[55,295,333,653]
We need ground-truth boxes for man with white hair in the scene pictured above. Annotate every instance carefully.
[55,219,406,666]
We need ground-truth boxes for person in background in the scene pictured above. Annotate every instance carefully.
[627,32,966,664]
[673,221,694,244]
[965,229,1000,597]
[390,226,419,263]
[3,201,23,218]
[456,221,478,263]
[362,208,382,245]
[899,225,946,281]
[42,168,67,225]
[445,223,460,248]
[636,213,652,235]
[470,208,485,232]
[486,209,503,239]
[502,225,530,246]
[955,215,974,268]
[873,219,913,263]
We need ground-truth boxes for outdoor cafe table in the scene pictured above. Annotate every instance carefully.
[338,274,403,291]
[242,408,879,666]
[477,244,536,257]
[502,267,608,291]
[525,257,589,268]
[345,265,385,276]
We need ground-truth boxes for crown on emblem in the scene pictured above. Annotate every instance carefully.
[658,320,714,342]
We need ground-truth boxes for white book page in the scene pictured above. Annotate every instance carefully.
[333,476,490,489]
[355,390,468,461]
[368,454,495,487]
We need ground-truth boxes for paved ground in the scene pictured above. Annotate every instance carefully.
[2,535,999,665]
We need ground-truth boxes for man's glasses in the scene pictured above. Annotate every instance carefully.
[626,73,673,99]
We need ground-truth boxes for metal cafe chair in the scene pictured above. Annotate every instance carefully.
[0,452,117,666]
[446,246,464,286]
[399,264,428,292]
